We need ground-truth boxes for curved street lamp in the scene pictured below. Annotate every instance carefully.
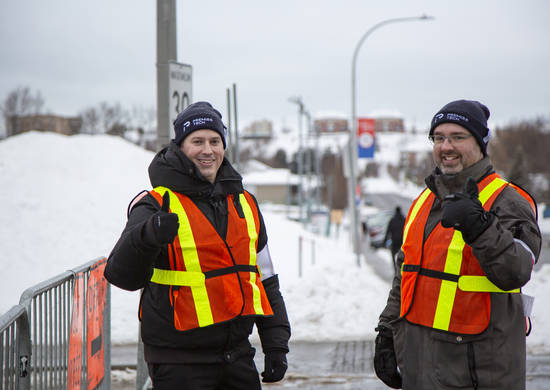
[347,14,434,266]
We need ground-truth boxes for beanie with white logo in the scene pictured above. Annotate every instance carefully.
[173,101,227,148]
[429,99,491,156]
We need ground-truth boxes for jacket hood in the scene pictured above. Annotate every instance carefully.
[148,141,243,198]
[425,156,494,199]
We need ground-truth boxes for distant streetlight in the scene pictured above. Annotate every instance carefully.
[347,14,434,266]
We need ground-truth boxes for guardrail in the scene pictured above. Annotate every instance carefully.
[0,257,110,390]
[0,304,30,389]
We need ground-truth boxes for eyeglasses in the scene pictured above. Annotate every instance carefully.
[428,134,472,145]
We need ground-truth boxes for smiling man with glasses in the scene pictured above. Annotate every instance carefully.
[374,99,541,389]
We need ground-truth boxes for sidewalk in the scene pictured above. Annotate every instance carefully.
[111,341,550,390]
[110,238,550,389]
[111,341,393,389]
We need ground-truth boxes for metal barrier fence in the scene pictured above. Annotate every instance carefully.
[0,257,110,390]
[136,337,151,390]
[298,235,317,278]
[0,305,30,389]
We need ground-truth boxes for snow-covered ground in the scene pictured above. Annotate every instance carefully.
[1,132,549,355]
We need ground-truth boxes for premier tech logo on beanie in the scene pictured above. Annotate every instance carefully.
[429,99,491,155]
[173,101,227,148]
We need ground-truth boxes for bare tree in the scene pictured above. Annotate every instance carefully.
[490,117,550,202]
[1,86,45,136]
[99,101,127,135]
[79,106,100,134]
[78,101,128,135]
[127,104,156,146]
[364,161,380,178]
[320,150,348,210]
[270,149,288,168]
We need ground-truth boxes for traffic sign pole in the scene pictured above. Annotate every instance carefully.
[156,0,177,150]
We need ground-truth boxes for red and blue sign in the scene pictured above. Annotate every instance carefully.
[357,118,375,158]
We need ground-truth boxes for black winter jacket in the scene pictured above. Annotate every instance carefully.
[384,210,405,253]
[104,141,290,363]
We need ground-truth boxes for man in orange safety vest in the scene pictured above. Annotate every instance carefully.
[374,99,540,390]
[105,101,290,390]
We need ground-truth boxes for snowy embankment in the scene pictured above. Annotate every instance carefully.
[0,132,548,355]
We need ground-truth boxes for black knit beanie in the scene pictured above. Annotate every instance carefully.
[173,101,227,148]
[429,99,491,155]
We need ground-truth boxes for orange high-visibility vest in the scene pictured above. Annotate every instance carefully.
[400,173,534,334]
[148,187,273,331]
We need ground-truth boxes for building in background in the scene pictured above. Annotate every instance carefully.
[368,110,405,133]
[313,112,404,134]
[241,119,274,150]
[374,116,405,133]
[241,119,273,139]
[313,117,349,134]
[242,160,300,205]
[6,114,82,137]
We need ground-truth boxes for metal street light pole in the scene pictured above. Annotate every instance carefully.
[303,110,313,225]
[347,14,434,266]
[289,96,305,223]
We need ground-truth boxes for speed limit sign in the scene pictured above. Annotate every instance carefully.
[168,62,193,139]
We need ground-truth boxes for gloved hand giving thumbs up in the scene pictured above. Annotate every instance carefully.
[145,192,179,246]
[441,177,493,243]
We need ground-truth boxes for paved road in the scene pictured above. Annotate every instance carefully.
[110,341,550,390]
[364,192,413,214]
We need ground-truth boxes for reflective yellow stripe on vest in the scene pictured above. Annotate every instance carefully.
[239,193,264,315]
[150,187,214,327]
[432,177,508,331]
[400,188,432,274]
[478,177,507,204]
[458,275,520,293]
[433,230,466,330]
[402,188,432,247]
[150,269,205,286]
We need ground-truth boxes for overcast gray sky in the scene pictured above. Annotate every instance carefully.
[1,0,549,132]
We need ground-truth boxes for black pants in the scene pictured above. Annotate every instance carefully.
[147,354,261,390]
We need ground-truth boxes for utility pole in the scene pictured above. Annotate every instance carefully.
[156,0,177,151]
[232,83,240,171]
[314,120,322,213]
[304,110,313,224]
[289,96,305,224]
[225,88,233,162]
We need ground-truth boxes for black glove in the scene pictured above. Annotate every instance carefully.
[145,192,179,246]
[374,325,402,389]
[261,351,287,383]
[441,177,493,243]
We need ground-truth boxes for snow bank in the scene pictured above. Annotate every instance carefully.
[0,131,548,354]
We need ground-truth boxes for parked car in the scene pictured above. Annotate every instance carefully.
[365,210,393,249]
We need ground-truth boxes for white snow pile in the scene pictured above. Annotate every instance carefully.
[0,131,548,355]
